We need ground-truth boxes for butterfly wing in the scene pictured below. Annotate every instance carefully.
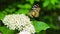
[29,4,41,18]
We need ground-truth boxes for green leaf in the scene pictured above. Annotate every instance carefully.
[0,26,15,34]
[15,9,29,14]
[50,0,58,5]
[17,4,32,9]
[24,4,32,9]
[50,0,56,5]
[26,0,34,4]
[17,4,24,8]
[43,0,49,7]
[32,21,50,33]
[35,0,40,2]
[24,9,30,14]
[50,24,58,30]
[0,13,6,20]
[2,11,7,15]
[5,8,15,13]
[30,0,35,4]
[15,9,24,14]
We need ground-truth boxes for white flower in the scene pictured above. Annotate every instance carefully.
[18,30,31,34]
[2,14,35,34]
[22,24,35,34]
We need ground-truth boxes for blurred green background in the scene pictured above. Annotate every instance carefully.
[0,0,60,34]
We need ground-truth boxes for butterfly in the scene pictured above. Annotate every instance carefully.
[29,4,41,18]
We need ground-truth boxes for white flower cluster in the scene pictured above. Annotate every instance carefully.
[18,30,31,34]
[2,14,35,34]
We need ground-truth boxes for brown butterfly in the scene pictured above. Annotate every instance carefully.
[29,4,41,18]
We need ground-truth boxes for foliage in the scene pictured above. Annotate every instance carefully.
[0,0,60,34]
[0,26,15,34]
[32,21,50,33]
[43,0,60,10]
